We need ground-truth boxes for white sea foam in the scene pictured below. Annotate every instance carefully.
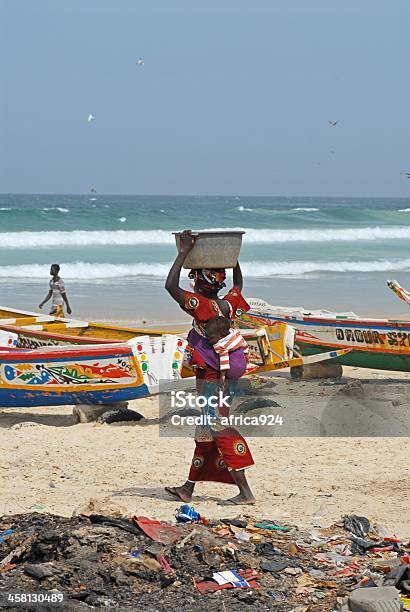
[0,230,173,248]
[398,208,410,212]
[0,207,12,211]
[236,206,253,212]
[0,263,171,280]
[0,259,409,280]
[118,217,127,223]
[42,207,70,213]
[0,226,410,248]
[292,207,320,212]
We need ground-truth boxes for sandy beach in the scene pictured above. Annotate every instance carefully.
[1,365,409,538]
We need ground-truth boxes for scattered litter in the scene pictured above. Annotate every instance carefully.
[0,562,16,574]
[134,554,162,572]
[10,422,40,430]
[221,518,247,528]
[133,516,182,545]
[24,562,56,580]
[30,504,46,511]
[341,586,402,611]
[254,521,291,532]
[73,497,126,518]
[0,511,408,609]
[195,569,261,595]
[212,570,250,587]
[234,529,251,542]
[285,567,303,576]
[175,528,199,549]
[175,504,201,523]
[0,529,15,543]
[343,514,370,538]
[260,559,287,573]
[384,564,410,589]
[156,553,172,575]
[89,514,142,536]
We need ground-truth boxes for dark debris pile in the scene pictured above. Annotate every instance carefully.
[0,512,409,611]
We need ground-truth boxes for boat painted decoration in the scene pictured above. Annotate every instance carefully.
[129,334,187,391]
[238,298,410,372]
[0,334,187,408]
[387,280,410,306]
[0,330,18,348]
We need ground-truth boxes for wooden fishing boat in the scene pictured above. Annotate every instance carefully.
[238,298,410,372]
[387,280,410,306]
[0,305,165,349]
[0,334,187,408]
[0,305,349,384]
[0,344,148,408]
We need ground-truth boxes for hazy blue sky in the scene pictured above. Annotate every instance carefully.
[1,0,409,196]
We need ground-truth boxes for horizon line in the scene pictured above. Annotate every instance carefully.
[1,192,410,200]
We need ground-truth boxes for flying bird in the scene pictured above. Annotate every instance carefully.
[400,172,410,178]
[87,114,95,122]
[328,120,338,127]
[136,57,144,66]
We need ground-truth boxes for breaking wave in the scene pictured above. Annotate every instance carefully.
[1,226,410,248]
[0,259,409,280]
[291,207,320,212]
[41,207,70,213]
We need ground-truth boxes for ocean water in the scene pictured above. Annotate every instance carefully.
[0,194,409,322]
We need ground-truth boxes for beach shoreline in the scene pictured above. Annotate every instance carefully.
[2,292,410,330]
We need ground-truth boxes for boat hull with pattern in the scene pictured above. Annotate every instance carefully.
[238,299,410,372]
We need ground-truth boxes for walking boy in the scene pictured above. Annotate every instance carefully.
[39,264,72,317]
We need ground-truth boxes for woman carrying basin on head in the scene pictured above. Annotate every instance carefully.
[164,229,255,505]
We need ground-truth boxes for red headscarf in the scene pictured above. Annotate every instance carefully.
[188,269,226,292]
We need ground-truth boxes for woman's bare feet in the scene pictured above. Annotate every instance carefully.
[228,469,255,505]
[164,482,194,502]
[226,493,256,505]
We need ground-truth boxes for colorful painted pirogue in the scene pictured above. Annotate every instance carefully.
[238,298,410,372]
[0,306,350,403]
[387,280,410,306]
[0,334,187,408]
[0,343,146,407]
[0,306,163,349]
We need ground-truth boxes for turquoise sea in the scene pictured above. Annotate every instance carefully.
[0,194,409,322]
